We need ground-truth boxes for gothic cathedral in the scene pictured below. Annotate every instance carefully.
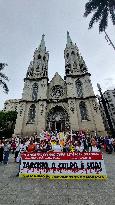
[4,32,105,136]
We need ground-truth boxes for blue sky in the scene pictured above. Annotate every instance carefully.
[0,0,115,110]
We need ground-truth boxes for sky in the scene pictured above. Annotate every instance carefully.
[0,0,115,110]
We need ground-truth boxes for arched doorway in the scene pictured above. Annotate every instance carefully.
[47,106,69,132]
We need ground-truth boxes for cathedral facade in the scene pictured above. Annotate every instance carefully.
[4,32,105,136]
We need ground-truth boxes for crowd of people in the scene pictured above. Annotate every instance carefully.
[0,130,115,165]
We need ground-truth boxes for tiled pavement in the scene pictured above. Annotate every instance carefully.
[0,152,115,205]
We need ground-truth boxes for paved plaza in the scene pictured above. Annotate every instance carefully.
[0,152,115,205]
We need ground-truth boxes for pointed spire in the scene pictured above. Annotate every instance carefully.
[38,34,46,51]
[67,31,73,47]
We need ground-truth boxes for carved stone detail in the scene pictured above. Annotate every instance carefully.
[51,85,64,98]
[69,101,75,113]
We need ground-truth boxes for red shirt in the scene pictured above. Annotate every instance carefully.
[27,144,36,152]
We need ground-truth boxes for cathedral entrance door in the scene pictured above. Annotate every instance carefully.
[50,122,62,132]
[51,122,55,131]
[56,122,61,132]
[47,106,69,132]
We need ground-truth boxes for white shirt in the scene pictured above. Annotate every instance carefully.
[15,144,21,152]
[108,139,112,145]
[25,140,30,146]
[91,146,99,152]
[20,144,27,152]
[76,146,84,152]
[52,144,62,152]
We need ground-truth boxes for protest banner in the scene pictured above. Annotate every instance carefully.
[19,152,107,179]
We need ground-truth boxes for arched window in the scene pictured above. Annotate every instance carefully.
[28,104,36,123]
[43,56,46,61]
[66,53,69,58]
[38,54,41,59]
[79,101,88,120]
[76,80,83,97]
[32,83,38,101]
[36,66,39,72]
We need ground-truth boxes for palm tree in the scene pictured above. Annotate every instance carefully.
[84,0,115,50]
[0,63,9,93]
[84,0,115,32]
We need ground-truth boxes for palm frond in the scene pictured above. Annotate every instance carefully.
[0,63,8,71]
[88,6,104,29]
[0,72,9,81]
[0,79,9,94]
[84,0,100,17]
[0,63,5,71]
[108,0,115,9]
[84,0,115,33]
[109,6,115,25]
[99,7,109,32]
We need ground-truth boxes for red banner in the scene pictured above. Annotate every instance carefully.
[21,152,103,160]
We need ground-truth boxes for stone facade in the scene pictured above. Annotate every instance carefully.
[4,32,105,136]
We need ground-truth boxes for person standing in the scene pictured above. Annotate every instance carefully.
[20,141,27,152]
[11,141,16,154]
[108,137,113,154]
[113,139,115,152]
[15,143,21,162]
[27,140,36,152]
[52,140,62,152]
[3,140,11,165]
[0,139,4,163]
[75,141,84,152]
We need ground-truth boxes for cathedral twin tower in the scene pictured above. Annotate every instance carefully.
[4,32,105,136]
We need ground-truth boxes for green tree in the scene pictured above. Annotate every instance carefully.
[0,63,9,93]
[0,111,17,139]
[84,0,115,32]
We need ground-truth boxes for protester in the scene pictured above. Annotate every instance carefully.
[45,141,52,152]
[3,140,11,164]
[20,141,27,152]
[0,140,4,163]
[27,140,36,152]
[65,142,70,152]
[75,141,84,152]
[11,141,16,154]
[15,143,21,162]
[113,139,115,152]
[105,136,113,154]
[52,140,62,152]
[107,137,113,154]
[91,144,100,152]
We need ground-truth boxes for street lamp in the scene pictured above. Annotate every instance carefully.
[97,83,114,137]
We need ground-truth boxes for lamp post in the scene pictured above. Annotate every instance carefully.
[97,83,114,137]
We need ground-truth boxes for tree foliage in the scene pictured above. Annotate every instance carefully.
[0,111,17,139]
[0,63,9,93]
[84,0,115,32]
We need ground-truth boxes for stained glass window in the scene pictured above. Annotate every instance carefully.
[32,83,38,101]
[38,54,41,59]
[79,101,87,120]
[76,80,83,97]
[28,104,36,122]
